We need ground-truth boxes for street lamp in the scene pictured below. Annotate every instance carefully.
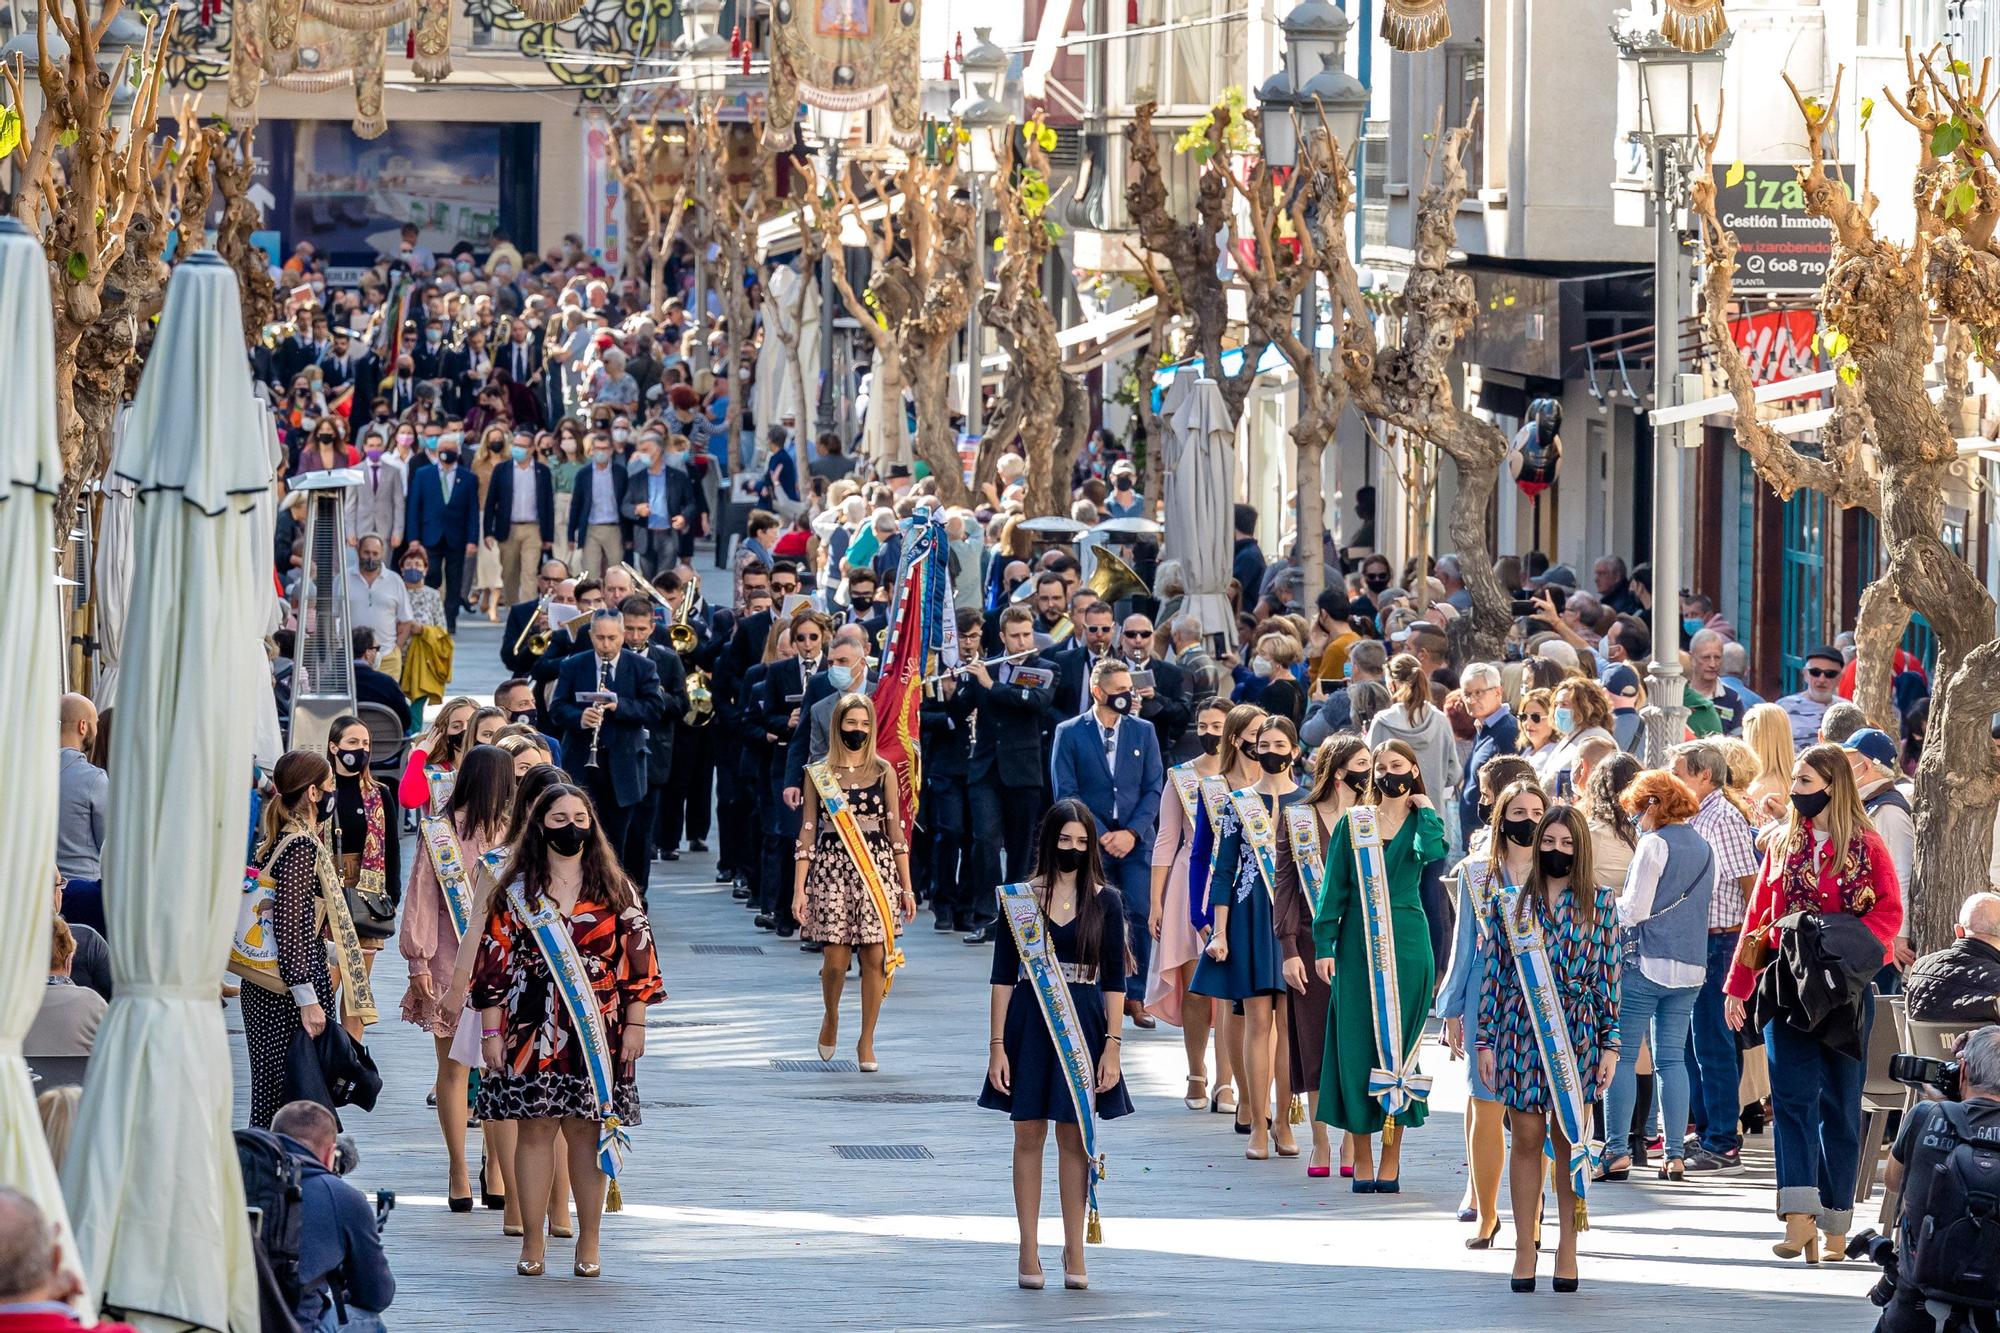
[807,105,853,441]
[1254,57,1298,169]
[954,27,1010,440]
[678,0,731,96]
[1612,17,1728,763]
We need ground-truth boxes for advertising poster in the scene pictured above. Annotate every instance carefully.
[290,121,506,259]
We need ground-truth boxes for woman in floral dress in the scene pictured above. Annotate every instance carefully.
[473,783,663,1278]
[1476,803,1620,1294]
[792,693,916,1071]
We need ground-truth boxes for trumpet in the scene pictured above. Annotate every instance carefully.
[512,597,552,658]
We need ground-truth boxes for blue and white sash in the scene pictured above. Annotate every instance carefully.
[997,880,1106,1244]
[1498,887,1594,1229]
[1458,856,1503,946]
[504,882,631,1194]
[419,815,476,939]
[1167,762,1204,828]
[1189,774,1235,932]
[1228,787,1281,904]
[424,762,455,816]
[1283,805,1327,913]
[1349,807,1431,1119]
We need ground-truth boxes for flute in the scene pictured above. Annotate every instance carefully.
[919,647,1035,686]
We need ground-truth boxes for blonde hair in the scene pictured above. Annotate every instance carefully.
[1743,702,1796,791]
[1780,743,1877,868]
[831,692,887,774]
[1255,632,1303,669]
[1384,652,1431,721]
[38,1085,81,1171]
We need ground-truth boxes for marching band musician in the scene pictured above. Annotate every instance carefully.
[619,595,689,894]
[918,609,983,933]
[550,610,669,883]
[961,606,1059,946]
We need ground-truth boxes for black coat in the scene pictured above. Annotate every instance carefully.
[500,597,542,677]
[551,648,669,807]
[919,679,976,781]
[1134,655,1193,761]
[965,655,1057,790]
[636,642,689,785]
[353,660,412,736]
[483,461,556,545]
[566,462,629,545]
[1751,909,1885,1060]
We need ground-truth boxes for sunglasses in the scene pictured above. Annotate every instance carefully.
[1123,629,1152,638]
[1524,712,1546,724]
[1804,667,1838,680]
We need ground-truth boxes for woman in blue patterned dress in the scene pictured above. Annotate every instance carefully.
[1476,803,1620,1294]
[1191,716,1307,1162]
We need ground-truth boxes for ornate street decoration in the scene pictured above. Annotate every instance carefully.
[1661,0,1727,54]
[1379,0,1447,53]
[764,0,922,149]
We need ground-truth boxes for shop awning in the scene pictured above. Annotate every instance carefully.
[756,193,905,259]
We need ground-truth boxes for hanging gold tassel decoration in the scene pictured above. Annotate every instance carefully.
[606,1177,624,1213]
[515,0,585,21]
[1661,0,1728,53]
[1086,1208,1101,1244]
[1380,0,1449,53]
[411,0,453,81]
[1287,1095,1304,1126]
[1574,1195,1589,1233]
[351,27,387,140]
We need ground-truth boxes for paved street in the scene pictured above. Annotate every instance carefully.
[226,616,1883,1330]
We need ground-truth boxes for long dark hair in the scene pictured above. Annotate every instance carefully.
[1305,734,1369,805]
[448,744,517,840]
[1028,798,1108,971]
[257,749,331,856]
[1521,803,1600,930]
[327,714,378,792]
[487,783,637,925]
[503,762,572,841]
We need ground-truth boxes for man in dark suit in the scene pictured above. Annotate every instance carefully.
[919,608,982,931]
[498,320,545,412]
[350,626,412,735]
[500,558,571,677]
[530,576,604,714]
[1121,612,1194,761]
[483,445,556,606]
[960,605,1058,944]
[402,437,478,631]
[619,597,688,892]
[550,610,668,889]
[1050,601,1119,718]
[566,433,629,576]
[1052,656,1164,1026]
[621,432,704,579]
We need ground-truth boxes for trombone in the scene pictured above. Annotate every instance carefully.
[623,562,714,725]
[511,596,552,658]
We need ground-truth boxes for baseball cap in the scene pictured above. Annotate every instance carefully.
[1603,663,1643,700]
[1841,727,1898,769]
[1539,564,1579,591]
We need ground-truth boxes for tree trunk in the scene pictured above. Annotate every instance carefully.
[906,348,972,506]
[1851,578,1910,734]
[1441,424,1511,663]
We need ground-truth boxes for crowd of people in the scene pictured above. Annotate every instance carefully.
[26,224,2000,1328]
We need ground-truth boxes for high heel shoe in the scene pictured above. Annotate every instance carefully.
[1274,1140,1301,1159]
[817,1041,836,1061]
[515,1260,544,1277]
[1352,1178,1378,1194]
[573,1262,601,1279]
[1773,1213,1821,1264]
[1658,1159,1685,1182]
[1374,1177,1401,1194]
[549,1221,574,1239]
[1820,1232,1848,1262]
[1064,1271,1089,1290]
[1510,1277,1536,1293]
[1553,1276,1579,1293]
[1017,1269,1045,1290]
[481,1154,506,1211]
[1210,1087,1237,1115]
[449,1195,474,1213]
[1593,1157,1631,1183]
[1234,1109,1252,1135]
[503,1225,526,1238]
[1339,1165,1354,1178]
[1465,1218,1504,1250]
[1184,1076,1209,1112]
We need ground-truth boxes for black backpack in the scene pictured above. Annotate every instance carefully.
[235,1126,306,1309]
[1907,1102,2000,1310]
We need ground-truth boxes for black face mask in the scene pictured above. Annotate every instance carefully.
[1375,770,1416,798]
[838,728,871,753]
[1341,770,1370,795]
[1501,817,1538,848]
[1538,848,1575,880]
[437,449,460,465]
[1791,789,1832,821]
[509,709,538,728]
[1052,846,1088,875]
[1239,742,1258,760]
[319,790,337,819]
[1476,801,1494,827]
[1198,733,1223,756]
[1257,751,1293,775]
[334,748,368,775]
[545,824,589,858]
[1105,690,1136,715]
[1364,573,1391,593]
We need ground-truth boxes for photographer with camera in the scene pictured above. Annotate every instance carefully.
[270,1101,395,1332]
[1868,1025,2000,1332]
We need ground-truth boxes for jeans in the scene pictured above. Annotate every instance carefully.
[1764,988,1872,1232]
[1687,932,1745,1154]
[1603,968,1700,1163]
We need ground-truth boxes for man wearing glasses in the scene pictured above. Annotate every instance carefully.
[1778,644,1846,750]
[1121,614,1192,760]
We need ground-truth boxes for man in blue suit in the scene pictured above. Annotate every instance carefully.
[482,440,556,604]
[1052,656,1164,1027]
[550,610,669,891]
[403,435,479,631]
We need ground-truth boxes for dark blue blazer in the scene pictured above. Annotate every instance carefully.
[1458,705,1522,840]
[566,462,628,545]
[404,462,479,553]
[1051,711,1163,850]
[550,647,667,807]
[483,461,556,544]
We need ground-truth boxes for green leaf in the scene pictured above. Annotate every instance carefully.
[1953,178,1979,216]
[0,106,20,160]
[1935,120,1967,156]
[991,235,1006,252]
[56,126,78,148]
[165,143,180,165]
[1724,160,1745,188]
[1838,363,1859,385]
[1953,59,1973,76]
[64,251,86,282]
[1860,97,1875,128]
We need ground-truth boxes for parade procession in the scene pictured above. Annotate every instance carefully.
[15,0,2000,1329]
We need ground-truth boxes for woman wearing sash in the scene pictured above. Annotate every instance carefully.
[1192,716,1306,1162]
[1275,736,1369,1178]
[474,784,663,1278]
[792,694,916,1072]
[401,743,515,1214]
[981,799,1132,1291]
[241,751,340,1129]
[1440,769,1542,1244]
[325,716,403,1042]
[399,695,478,817]
[1476,804,1620,1293]
[1313,738,1445,1192]
[1145,698,1233,1112]
[1189,702,1265,1128]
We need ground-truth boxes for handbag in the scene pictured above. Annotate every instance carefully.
[1731,907,1772,978]
[232,833,315,993]
[344,883,397,942]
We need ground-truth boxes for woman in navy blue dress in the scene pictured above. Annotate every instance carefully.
[1191,716,1306,1162]
[981,799,1132,1291]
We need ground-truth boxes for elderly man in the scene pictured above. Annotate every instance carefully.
[56,695,108,940]
[1844,727,1918,973]
[1168,614,1227,702]
[1122,612,1191,760]
[345,533,413,678]
[0,1188,139,1331]
[623,432,701,581]
[1686,629,1746,735]
[1672,739,1761,1176]
[1907,893,2000,1024]
[1435,554,1472,612]
[1456,662,1518,843]
[1594,554,1642,615]
[1779,644,1845,749]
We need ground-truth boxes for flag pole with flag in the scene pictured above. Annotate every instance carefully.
[870,509,953,839]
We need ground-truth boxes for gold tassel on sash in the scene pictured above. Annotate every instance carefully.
[1086,1209,1102,1244]
[1574,1196,1589,1232]
[1287,1095,1304,1126]
[606,1178,623,1213]
[313,836,378,1026]
[1380,0,1449,53]
[1661,0,1728,53]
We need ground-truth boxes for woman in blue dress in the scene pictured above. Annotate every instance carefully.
[1192,716,1307,1162]
[1438,767,1543,1247]
[981,799,1133,1291]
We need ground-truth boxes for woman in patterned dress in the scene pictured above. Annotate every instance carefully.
[473,783,662,1278]
[1476,803,1620,1294]
[401,743,514,1214]
[241,750,338,1129]
[791,694,916,1071]
[1192,716,1307,1162]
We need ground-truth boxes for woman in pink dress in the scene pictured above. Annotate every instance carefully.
[401,744,515,1213]
[1146,699,1257,1114]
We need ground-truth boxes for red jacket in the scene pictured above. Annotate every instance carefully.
[1726,826,1903,1000]
[0,1312,138,1332]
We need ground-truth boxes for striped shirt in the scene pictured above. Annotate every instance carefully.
[1690,788,1759,930]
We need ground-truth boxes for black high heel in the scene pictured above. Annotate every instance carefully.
[1510,1277,1536,1294]
[1553,1276,1579,1293]
[1465,1218,1503,1250]
[480,1152,506,1211]
[449,1195,473,1214]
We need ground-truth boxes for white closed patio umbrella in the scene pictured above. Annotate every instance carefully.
[92,408,136,709]
[1164,373,1237,638]
[754,260,821,435]
[62,252,267,1333]
[0,218,88,1301]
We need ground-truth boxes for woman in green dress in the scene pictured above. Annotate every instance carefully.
[1312,737,1445,1192]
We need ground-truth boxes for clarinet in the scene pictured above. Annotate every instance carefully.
[585,654,608,769]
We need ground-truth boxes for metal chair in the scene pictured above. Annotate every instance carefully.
[26,1054,90,1090]
[355,701,410,780]
[1906,1015,1982,1060]
[1855,986,1905,1206]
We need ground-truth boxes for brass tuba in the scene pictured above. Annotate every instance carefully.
[1083,545,1148,606]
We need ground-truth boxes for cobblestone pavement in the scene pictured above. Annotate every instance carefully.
[228,617,1882,1330]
